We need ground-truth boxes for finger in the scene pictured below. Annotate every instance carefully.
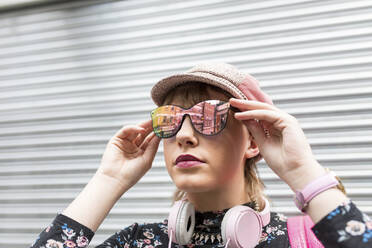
[259,120,272,134]
[140,131,159,151]
[138,119,153,129]
[115,125,146,141]
[244,119,267,144]
[134,126,154,147]
[234,109,283,128]
[142,132,161,162]
[229,98,277,111]
[133,119,154,144]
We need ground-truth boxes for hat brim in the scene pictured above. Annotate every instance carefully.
[151,72,247,106]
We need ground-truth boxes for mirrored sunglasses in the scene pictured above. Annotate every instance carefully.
[150,100,239,138]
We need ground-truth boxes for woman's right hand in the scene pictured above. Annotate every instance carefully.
[97,119,161,191]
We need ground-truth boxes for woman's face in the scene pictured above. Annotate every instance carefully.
[163,88,259,193]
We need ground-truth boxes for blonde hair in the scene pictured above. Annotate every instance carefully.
[162,82,268,211]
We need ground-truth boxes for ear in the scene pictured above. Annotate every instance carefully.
[244,131,260,159]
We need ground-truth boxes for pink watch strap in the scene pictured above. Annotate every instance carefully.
[295,171,339,211]
[303,172,338,202]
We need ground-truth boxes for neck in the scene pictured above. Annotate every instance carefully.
[186,179,251,213]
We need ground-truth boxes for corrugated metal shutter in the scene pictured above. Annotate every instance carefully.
[0,0,371,247]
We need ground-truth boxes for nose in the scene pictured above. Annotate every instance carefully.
[176,115,198,147]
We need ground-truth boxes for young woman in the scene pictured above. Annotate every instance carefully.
[31,62,371,248]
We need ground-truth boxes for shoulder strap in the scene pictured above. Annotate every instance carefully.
[287,215,324,248]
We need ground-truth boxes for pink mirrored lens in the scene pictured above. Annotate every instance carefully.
[151,100,230,138]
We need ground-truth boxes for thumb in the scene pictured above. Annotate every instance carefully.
[141,132,161,161]
[244,119,266,146]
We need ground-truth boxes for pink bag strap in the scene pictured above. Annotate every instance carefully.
[287,215,324,248]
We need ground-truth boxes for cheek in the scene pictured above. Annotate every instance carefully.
[215,123,249,168]
[229,119,250,150]
[202,138,241,178]
[163,140,174,168]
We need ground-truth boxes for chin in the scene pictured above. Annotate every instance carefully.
[173,175,217,193]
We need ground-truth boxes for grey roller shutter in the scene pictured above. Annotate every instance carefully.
[0,0,371,247]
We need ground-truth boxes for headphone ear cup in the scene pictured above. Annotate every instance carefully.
[176,201,195,245]
[168,200,195,245]
[221,206,263,248]
[168,200,182,244]
[221,205,236,245]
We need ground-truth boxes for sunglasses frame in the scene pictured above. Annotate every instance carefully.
[150,99,240,139]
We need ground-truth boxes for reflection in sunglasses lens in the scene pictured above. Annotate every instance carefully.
[151,100,230,138]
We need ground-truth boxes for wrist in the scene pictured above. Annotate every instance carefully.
[305,188,349,223]
[282,161,327,192]
[62,172,128,232]
[93,171,131,196]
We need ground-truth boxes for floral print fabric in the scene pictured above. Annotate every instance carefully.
[97,211,289,248]
[30,200,371,248]
[30,213,94,248]
[312,200,372,247]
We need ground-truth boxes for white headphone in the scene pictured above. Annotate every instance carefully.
[167,197,270,248]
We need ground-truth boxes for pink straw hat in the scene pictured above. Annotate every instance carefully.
[151,61,273,106]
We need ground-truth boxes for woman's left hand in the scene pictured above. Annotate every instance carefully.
[229,98,326,190]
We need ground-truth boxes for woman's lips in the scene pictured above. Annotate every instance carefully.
[175,161,203,169]
[175,154,205,168]
[175,154,203,163]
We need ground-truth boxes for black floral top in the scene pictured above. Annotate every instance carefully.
[30,200,372,248]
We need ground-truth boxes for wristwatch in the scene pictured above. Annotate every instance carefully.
[294,171,339,212]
